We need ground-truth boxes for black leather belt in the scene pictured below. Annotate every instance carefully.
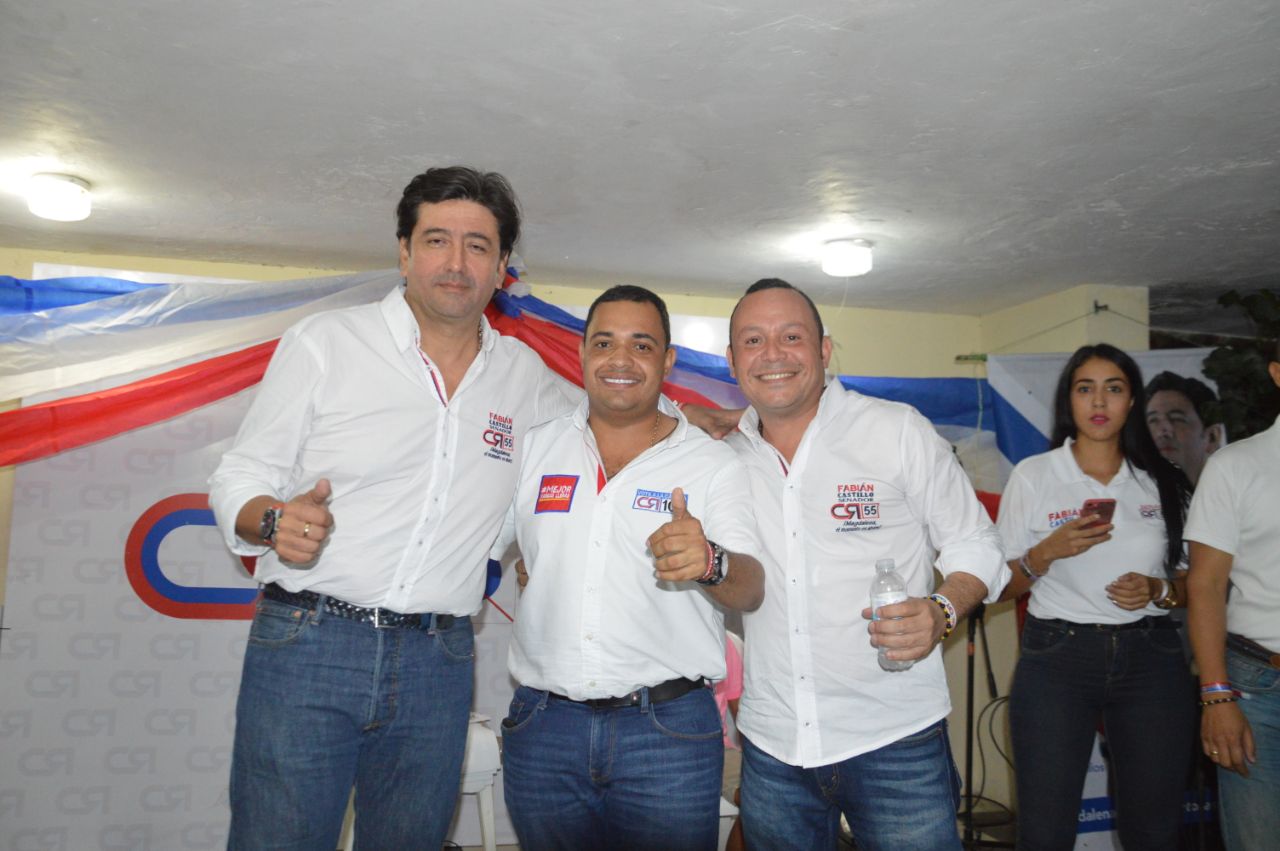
[262,583,454,630]
[1228,633,1280,669]
[1037,615,1180,631]
[549,677,706,709]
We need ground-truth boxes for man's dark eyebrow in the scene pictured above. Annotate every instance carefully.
[629,332,659,343]
[419,227,493,244]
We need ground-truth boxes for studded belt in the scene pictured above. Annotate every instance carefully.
[548,677,706,709]
[261,583,454,630]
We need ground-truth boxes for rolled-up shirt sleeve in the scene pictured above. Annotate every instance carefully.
[208,326,323,555]
[901,409,1008,602]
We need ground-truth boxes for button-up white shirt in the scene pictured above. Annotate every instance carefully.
[502,398,761,700]
[1185,415,1280,650]
[209,285,577,614]
[727,380,1007,767]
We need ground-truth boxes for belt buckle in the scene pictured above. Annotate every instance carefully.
[373,608,385,629]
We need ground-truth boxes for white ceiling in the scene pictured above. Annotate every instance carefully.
[1,0,1277,331]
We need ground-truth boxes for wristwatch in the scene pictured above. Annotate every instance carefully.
[697,540,729,586]
[259,503,285,546]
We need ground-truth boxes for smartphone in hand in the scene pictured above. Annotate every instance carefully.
[1080,498,1116,529]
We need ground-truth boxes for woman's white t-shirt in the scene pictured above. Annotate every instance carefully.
[998,439,1171,624]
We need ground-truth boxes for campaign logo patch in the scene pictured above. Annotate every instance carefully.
[535,475,579,513]
[482,411,516,463]
[1048,508,1080,529]
[1139,503,1162,519]
[632,489,684,514]
[831,482,882,532]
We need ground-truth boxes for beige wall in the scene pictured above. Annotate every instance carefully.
[1,245,1152,820]
[538,283,986,378]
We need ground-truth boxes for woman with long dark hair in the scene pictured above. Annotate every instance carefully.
[997,344,1194,850]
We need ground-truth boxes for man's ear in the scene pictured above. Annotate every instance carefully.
[1205,423,1225,455]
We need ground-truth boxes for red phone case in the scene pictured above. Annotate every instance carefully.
[1080,498,1116,528]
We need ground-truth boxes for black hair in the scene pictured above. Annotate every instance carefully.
[1144,371,1225,434]
[395,166,521,258]
[584,285,672,349]
[1051,344,1191,574]
[729,278,825,342]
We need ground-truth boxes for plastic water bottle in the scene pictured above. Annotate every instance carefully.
[870,558,913,672]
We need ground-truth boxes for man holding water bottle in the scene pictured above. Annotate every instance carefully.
[723,278,1008,851]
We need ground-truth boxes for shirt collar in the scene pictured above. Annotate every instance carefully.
[1051,436,1133,485]
[572,395,688,445]
[380,284,495,354]
[738,376,848,451]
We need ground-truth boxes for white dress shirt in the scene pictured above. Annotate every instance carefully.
[727,380,1007,768]
[1185,415,1280,650]
[998,439,1173,625]
[209,285,577,614]
[502,398,761,700]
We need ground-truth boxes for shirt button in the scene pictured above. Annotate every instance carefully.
[585,633,593,641]
[588,680,596,687]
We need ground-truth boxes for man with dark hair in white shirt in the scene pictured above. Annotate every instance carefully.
[723,278,1008,851]
[1186,340,1280,850]
[497,285,765,851]
[208,166,580,849]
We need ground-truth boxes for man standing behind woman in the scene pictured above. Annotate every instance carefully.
[997,344,1194,850]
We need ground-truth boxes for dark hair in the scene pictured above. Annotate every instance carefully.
[395,166,521,258]
[584,285,672,349]
[1144,371,1224,433]
[729,278,825,342]
[1272,338,1280,364]
[1051,344,1191,574]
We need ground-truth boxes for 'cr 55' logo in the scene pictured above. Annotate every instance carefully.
[831,503,880,520]
[482,430,514,450]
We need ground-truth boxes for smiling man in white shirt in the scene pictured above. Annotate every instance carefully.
[208,167,580,850]
[497,285,765,851]
[723,279,1007,851]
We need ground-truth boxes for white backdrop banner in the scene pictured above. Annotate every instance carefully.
[1,381,523,850]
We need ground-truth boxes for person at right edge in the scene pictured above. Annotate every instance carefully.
[997,343,1194,850]
[1186,339,1280,850]
[724,279,1007,851]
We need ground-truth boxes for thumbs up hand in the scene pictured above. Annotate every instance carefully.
[646,487,711,582]
[275,479,335,565]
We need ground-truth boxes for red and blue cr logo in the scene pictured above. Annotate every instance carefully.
[125,494,259,620]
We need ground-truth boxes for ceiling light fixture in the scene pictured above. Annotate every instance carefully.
[821,238,873,277]
[26,173,92,222]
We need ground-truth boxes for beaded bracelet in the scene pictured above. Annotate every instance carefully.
[928,593,958,641]
[1199,695,1240,707]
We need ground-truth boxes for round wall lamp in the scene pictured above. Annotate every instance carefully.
[821,238,873,277]
[27,173,92,222]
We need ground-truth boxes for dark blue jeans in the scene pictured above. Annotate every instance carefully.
[739,721,963,851]
[501,684,724,851]
[1218,646,1280,850]
[1009,615,1195,851]
[227,596,474,850]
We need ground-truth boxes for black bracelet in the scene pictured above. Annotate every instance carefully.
[1199,695,1240,707]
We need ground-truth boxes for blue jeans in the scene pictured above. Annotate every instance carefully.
[1218,647,1280,851]
[739,721,963,851]
[1009,615,1196,851]
[501,684,724,851]
[227,596,474,850]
